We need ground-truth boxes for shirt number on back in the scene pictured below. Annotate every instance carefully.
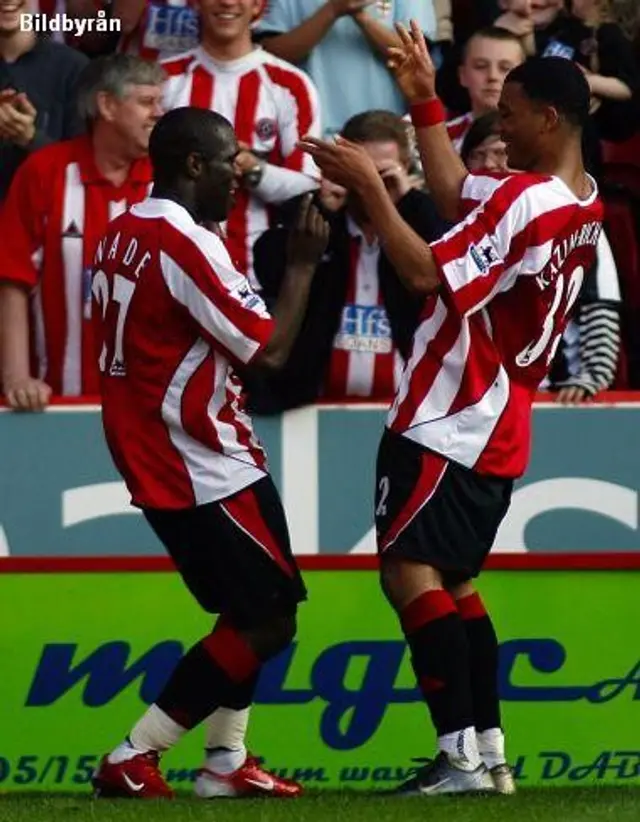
[92,270,136,375]
[515,266,583,368]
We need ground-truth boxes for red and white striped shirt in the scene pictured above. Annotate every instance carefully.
[161,46,321,280]
[119,1,199,61]
[388,172,604,478]
[93,197,274,510]
[447,112,474,154]
[324,219,402,401]
[0,136,152,397]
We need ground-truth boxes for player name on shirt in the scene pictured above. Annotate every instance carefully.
[388,171,603,478]
[542,220,601,281]
[0,136,152,397]
[93,198,274,510]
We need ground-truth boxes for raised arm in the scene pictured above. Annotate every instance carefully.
[253,197,330,371]
[298,138,439,295]
[352,10,402,58]
[260,1,374,65]
[388,20,468,221]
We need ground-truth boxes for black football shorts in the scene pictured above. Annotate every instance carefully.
[143,476,307,628]
[375,429,513,585]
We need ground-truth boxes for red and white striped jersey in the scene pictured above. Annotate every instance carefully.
[0,136,152,397]
[161,46,321,280]
[388,172,604,478]
[119,1,199,61]
[93,197,274,510]
[447,112,474,154]
[324,219,403,401]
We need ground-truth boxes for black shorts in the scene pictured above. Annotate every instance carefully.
[143,476,307,629]
[375,429,513,585]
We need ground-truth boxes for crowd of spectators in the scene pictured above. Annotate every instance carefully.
[1,0,639,413]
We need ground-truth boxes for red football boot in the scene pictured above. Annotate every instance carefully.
[194,754,302,798]
[92,751,174,799]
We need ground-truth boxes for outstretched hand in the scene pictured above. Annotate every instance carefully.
[298,135,383,194]
[388,19,437,103]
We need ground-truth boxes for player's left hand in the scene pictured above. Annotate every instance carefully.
[298,135,383,194]
[0,92,37,147]
[555,386,590,404]
[387,20,437,103]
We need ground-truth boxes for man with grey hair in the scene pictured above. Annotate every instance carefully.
[0,53,164,410]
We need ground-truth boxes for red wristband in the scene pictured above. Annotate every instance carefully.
[410,98,446,128]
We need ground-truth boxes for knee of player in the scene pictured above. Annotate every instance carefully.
[248,612,297,659]
[379,556,444,611]
[379,557,410,609]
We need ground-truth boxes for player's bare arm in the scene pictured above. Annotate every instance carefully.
[388,20,468,222]
[252,194,330,371]
[299,137,439,296]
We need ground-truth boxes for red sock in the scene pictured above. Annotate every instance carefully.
[157,619,260,729]
[401,589,474,735]
[458,592,501,732]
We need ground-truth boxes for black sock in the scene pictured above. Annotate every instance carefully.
[458,592,501,731]
[401,589,474,735]
[156,620,261,729]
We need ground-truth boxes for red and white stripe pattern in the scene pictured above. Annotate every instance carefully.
[119,0,199,61]
[324,222,402,401]
[388,172,604,478]
[447,112,474,154]
[95,197,274,510]
[0,137,151,397]
[161,47,320,280]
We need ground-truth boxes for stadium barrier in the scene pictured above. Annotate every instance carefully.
[1,396,638,791]
[2,394,640,558]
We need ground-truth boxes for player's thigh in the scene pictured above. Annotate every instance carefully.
[436,464,514,583]
[374,429,447,550]
[144,478,307,627]
[375,430,513,580]
[213,477,307,627]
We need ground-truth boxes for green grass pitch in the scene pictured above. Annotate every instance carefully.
[2,788,640,822]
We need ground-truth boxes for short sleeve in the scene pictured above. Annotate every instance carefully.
[431,175,555,317]
[459,172,510,218]
[161,228,274,365]
[0,152,49,288]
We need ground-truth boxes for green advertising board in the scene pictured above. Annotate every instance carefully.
[1,568,638,792]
